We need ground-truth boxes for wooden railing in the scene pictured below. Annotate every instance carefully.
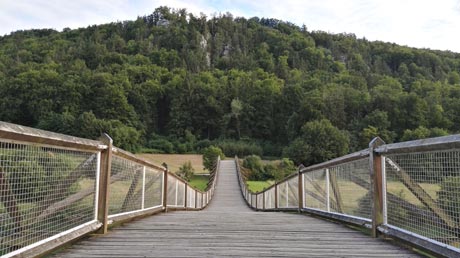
[0,121,219,257]
[236,136,460,258]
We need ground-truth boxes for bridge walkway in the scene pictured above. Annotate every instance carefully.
[54,160,418,257]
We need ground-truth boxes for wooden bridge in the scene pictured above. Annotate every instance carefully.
[1,121,460,257]
[53,160,417,257]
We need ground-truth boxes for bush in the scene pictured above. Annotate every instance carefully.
[177,161,195,181]
[202,146,225,171]
[214,140,263,157]
[147,137,174,153]
[243,155,268,180]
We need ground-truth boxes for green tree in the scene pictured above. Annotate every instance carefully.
[284,119,349,165]
[202,146,224,171]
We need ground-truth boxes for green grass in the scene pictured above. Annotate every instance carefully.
[247,181,273,192]
[189,175,209,191]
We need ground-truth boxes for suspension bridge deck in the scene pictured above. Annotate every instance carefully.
[54,160,418,257]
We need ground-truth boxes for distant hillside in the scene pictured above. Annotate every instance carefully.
[1,6,459,165]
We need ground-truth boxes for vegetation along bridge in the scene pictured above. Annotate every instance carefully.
[1,121,460,257]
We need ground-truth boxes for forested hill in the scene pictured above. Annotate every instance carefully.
[1,6,460,165]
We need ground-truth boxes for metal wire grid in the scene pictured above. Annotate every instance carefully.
[277,177,298,208]
[196,192,202,208]
[0,141,97,256]
[251,194,256,208]
[108,155,143,215]
[303,169,328,211]
[257,193,263,209]
[287,176,299,208]
[143,167,163,209]
[167,176,186,207]
[328,158,371,219]
[385,150,460,248]
[264,187,275,209]
[187,186,196,208]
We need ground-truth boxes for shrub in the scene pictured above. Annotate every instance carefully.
[243,155,268,180]
[214,140,263,157]
[202,146,225,171]
[177,161,195,181]
[147,138,174,153]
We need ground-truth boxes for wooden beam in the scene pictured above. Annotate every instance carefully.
[96,134,112,234]
[163,170,168,212]
[298,171,304,211]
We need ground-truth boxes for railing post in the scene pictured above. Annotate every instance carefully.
[370,137,385,238]
[163,170,168,212]
[298,167,304,212]
[141,166,146,210]
[326,168,330,212]
[274,182,278,210]
[96,134,112,234]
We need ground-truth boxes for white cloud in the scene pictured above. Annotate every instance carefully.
[0,0,459,52]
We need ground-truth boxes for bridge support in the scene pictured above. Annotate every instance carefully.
[298,168,304,212]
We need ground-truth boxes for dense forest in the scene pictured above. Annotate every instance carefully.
[1,6,460,166]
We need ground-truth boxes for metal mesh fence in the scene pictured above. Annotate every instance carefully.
[287,176,299,208]
[108,155,143,215]
[251,194,256,208]
[0,141,98,256]
[196,193,203,209]
[385,151,460,248]
[257,193,263,209]
[328,158,371,219]
[303,169,328,211]
[167,176,186,207]
[277,177,298,208]
[187,186,196,208]
[264,187,276,209]
[143,167,163,209]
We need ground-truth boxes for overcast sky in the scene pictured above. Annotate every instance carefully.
[1,0,459,52]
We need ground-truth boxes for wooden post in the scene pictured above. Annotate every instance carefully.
[298,168,304,212]
[274,182,278,210]
[195,190,198,209]
[96,134,112,234]
[370,137,385,238]
[184,183,188,209]
[163,170,168,212]
[255,193,258,210]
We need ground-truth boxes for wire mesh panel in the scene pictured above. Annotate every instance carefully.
[0,141,98,256]
[196,192,202,208]
[385,151,460,249]
[143,167,163,209]
[108,155,143,216]
[287,176,299,208]
[257,193,263,209]
[328,158,371,219]
[167,176,186,207]
[187,186,196,208]
[264,187,276,209]
[278,182,288,208]
[303,169,328,211]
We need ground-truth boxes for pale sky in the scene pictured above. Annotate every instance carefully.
[1,0,459,52]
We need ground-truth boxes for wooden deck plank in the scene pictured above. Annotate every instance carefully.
[53,160,419,257]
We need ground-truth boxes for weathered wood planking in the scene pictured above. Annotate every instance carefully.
[53,160,419,257]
